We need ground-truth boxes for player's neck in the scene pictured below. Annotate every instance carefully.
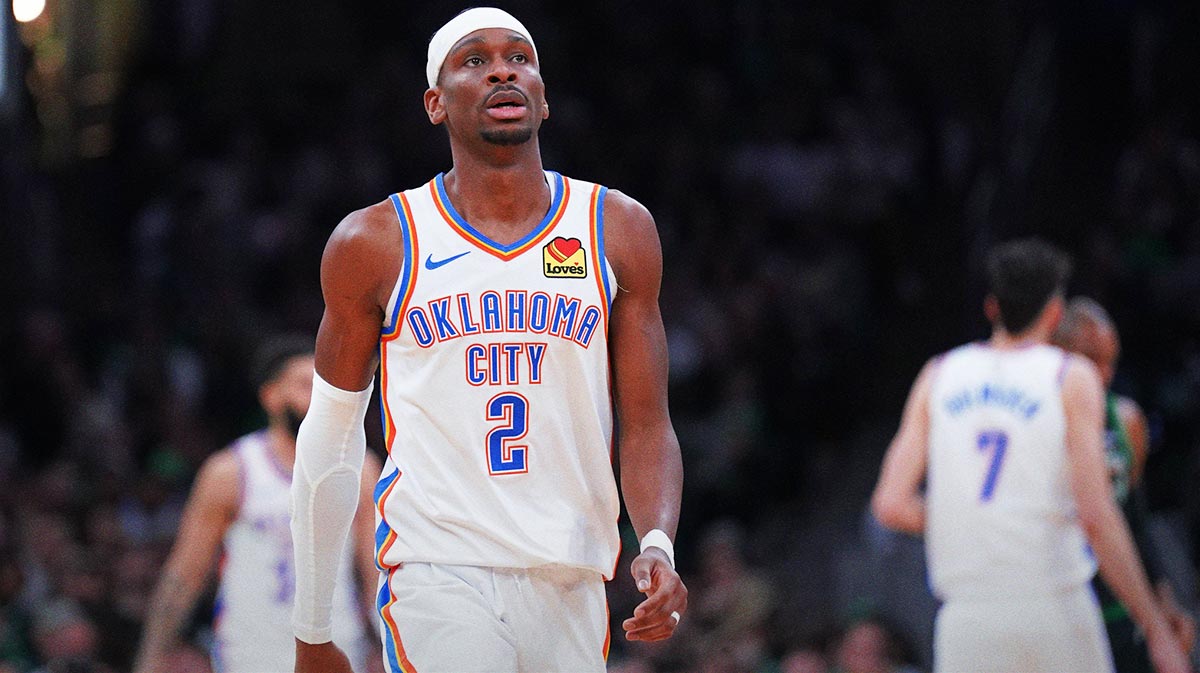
[989,327,1048,350]
[265,424,297,472]
[444,145,549,243]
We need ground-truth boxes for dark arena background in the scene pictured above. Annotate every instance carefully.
[2,1,1199,672]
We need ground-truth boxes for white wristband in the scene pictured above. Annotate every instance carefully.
[639,529,676,569]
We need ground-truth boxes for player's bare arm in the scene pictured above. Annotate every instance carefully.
[601,190,687,643]
[295,203,398,673]
[134,450,239,673]
[314,203,401,389]
[1063,355,1190,673]
[1117,396,1150,488]
[1117,395,1197,654]
[871,358,937,535]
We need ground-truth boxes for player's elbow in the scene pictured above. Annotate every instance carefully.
[870,488,907,531]
[1075,501,1111,541]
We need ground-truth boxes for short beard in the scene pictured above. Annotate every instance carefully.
[282,406,305,439]
[480,126,534,146]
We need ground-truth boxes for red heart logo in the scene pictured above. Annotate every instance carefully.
[549,237,582,262]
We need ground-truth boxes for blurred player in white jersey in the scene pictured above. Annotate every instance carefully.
[134,336,381,673]
[289,7,686,673]
[871,239,1189,673]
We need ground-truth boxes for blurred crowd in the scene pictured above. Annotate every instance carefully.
[2,1,1199,671]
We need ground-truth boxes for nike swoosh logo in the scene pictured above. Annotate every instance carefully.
[424,251,471,270]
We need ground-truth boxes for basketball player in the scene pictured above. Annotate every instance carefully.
[1053,297,1196,672]
[870,239,1190,673]
[133,337,382,673]
[290,8,686,673]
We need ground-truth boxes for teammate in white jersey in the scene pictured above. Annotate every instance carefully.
[289,8,686,673]
[134,337,382,673]
[871,239,1189,673]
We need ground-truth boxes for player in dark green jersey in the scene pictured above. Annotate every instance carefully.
[1054,297,1195,673]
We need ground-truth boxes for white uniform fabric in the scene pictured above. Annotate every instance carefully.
[371,171,618,671]
[927,343,1095,599]
[375,171,619,576]
[934,584,1113,673]
[926,343,1111,673]
[214,432,369,672]
[377,563,608,673]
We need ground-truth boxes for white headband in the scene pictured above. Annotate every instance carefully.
[426,8,538,89]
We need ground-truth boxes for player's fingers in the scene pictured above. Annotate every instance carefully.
[623,613,680,642]
[629,554,655,592]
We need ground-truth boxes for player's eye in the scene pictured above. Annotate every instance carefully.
[512,54,527,63]
[465,56,484,66]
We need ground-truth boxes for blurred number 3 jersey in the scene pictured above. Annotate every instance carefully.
[926,344,1096,601]
[373,171,621,577]
[213,431,366,673]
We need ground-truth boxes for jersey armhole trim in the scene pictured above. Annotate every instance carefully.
[1056,351,1071,388]
[589,184,613,319]
[382,193,420,341]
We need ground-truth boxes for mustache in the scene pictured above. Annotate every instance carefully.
[485,84,529,102]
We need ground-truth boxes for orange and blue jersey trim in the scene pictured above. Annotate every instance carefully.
[588,184,613,319]
[379,340,398,453]
[382,193,420,341]
[380,193,416,456]
[602,599,612,662]
[377,566,418,673]
[373,467,401,571]
[431,171,569,261]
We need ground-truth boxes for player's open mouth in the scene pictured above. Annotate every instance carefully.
[485,90,528,120]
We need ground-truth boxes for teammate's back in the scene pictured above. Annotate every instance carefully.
[871,238,1190,673]
[926,342,1093,600]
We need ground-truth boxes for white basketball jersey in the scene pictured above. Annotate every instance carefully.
[214,432,366,672]
[926,343,1096,601]
[373,171,620,578]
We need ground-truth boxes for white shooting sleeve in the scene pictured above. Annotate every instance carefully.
[291,372,374,644]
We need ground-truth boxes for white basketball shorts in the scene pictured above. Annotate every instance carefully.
[375,563,609,673]
[934,584,1114,673]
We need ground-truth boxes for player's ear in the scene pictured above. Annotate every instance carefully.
[542,97,549,120]
[1042,295,1065,334]
[425,88,447,125]
[983,295,1000,325]
[259,380,282,417]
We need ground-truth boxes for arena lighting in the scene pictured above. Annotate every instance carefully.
[13,0,45,23]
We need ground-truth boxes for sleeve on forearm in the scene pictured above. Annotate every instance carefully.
[291,373,373,644]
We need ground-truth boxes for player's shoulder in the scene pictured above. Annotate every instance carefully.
[600,188,654,234]
[1059,352,1104,404]
[188,443,245,513]
[321,198,408,297]
[1115,394,1146,424]
[327,199,404,254]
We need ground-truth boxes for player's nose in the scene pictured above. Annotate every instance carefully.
[486,61,518,84]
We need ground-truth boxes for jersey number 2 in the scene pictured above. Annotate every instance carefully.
[976,429,1008,502]
[486,392,529,475]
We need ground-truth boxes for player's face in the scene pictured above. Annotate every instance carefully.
[1076,322,1119,388]
[261,354,316,435]
[427,28,548,147]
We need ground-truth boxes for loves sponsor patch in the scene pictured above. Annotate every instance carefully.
[543,236,587,278]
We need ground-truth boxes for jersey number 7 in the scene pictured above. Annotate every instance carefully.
[976,429,1008,502]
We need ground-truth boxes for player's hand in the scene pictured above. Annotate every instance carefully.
[1169,609,1197,656]
[1146,624,1192,673]
[1158,583,1197,655]
[295,639,354,673]
[622,547,687,642]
